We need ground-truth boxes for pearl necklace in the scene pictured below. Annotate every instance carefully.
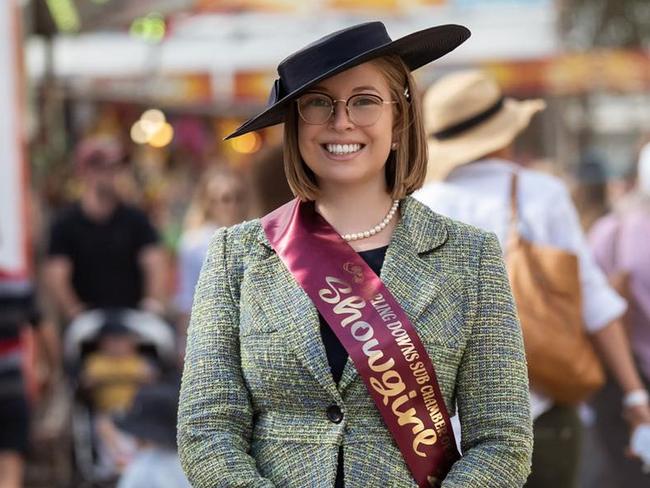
[341,200,400,242]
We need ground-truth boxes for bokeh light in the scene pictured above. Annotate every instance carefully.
[141,109,166,125]
[130,120,149,144]
[130,109,173,147]
[148,123,174,148]
[130,13,167,43]
[229,132,262,154]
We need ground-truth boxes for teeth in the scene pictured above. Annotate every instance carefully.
[325,143,362,155]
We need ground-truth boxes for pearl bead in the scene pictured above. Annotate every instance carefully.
[341,200,400,242]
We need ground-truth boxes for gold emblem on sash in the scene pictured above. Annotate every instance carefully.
[343,262,364,283]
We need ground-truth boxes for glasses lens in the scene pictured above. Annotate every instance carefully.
[298,94,332,124]
[349,94,383,126]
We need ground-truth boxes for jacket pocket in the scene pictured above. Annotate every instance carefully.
[415,294,468,349]
[239,290,280,336]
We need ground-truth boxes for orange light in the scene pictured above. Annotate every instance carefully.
[149,122,174,148]
[229,132,262,154]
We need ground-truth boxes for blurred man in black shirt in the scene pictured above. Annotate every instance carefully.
[45,136,167,322]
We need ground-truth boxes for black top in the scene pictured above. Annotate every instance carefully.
[47,202,159,310]
[0,291,40,396]
[319,245,388,488]
[0,291,39,341]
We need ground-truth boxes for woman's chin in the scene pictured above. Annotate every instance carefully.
[315,169,383,190]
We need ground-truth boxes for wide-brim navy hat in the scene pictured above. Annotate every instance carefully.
[225,21,470,140]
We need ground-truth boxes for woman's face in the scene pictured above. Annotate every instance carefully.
[297,62,394,192]
[206,178,246,227]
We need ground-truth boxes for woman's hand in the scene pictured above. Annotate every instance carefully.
[624,403,650,430]
[623,389,650,471]
[628,423,650,473]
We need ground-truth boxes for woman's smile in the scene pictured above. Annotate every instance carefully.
[320,142,367,160]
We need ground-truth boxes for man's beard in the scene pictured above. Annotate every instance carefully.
[95,182,118,203]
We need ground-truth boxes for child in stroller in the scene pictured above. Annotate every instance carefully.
[82,318,157,474]
[64,308,176,485]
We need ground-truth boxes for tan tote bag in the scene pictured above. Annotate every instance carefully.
[505,172,605,405]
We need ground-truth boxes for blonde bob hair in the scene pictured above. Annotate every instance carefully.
[283,55,428,201]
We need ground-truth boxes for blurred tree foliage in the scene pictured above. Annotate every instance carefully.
[558,0,650,49]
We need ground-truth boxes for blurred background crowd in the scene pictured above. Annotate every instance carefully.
[0,0,649,487]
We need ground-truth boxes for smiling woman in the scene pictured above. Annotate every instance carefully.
[178,21,533,488]
[285,55,427,206]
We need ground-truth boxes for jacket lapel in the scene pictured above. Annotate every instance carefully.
[253,197,449,399]
[338,197,449,392]
[252,229,342,402]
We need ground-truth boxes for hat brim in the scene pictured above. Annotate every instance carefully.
[425,98,546,182]
[115,414,177,448]
[225,24,471,140]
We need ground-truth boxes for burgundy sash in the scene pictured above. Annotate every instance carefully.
[261,199,460,487]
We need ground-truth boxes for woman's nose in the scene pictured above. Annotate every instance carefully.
[329,101,354,130]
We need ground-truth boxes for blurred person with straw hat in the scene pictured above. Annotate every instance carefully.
[415,70,650,488]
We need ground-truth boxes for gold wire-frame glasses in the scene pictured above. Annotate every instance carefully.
[296,92,397,126]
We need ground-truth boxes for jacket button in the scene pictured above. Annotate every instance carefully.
[326,405,343,424]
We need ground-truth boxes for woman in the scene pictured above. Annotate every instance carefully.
[175,166,247,339]
[178,22,532,487]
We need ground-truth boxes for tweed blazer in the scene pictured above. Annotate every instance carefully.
[178,196,532,487]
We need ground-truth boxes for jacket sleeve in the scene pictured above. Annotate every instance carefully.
[443,232,533,487]
[178,227,275,487]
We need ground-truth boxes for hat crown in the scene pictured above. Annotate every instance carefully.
[117,384,179,447]
[275,22,392,100]
[424,70,502,135]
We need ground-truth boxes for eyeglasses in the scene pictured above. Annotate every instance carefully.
[296,92,397,127]
[210,192,244,206]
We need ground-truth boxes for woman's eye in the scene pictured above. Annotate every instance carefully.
[353,96,381,107]
[306,96,330,107]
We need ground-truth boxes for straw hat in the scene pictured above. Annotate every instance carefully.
[423,70,546,181]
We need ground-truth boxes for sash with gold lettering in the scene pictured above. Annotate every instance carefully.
[261,198,460,487]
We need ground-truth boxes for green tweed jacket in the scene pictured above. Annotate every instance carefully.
[178,196,532,487]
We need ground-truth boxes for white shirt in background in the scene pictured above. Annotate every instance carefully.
[415,158,626,419]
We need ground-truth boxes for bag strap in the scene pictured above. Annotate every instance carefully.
[611,216,624,272]
[507,171,521,249]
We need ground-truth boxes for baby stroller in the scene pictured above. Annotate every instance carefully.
[63,308,177,487]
